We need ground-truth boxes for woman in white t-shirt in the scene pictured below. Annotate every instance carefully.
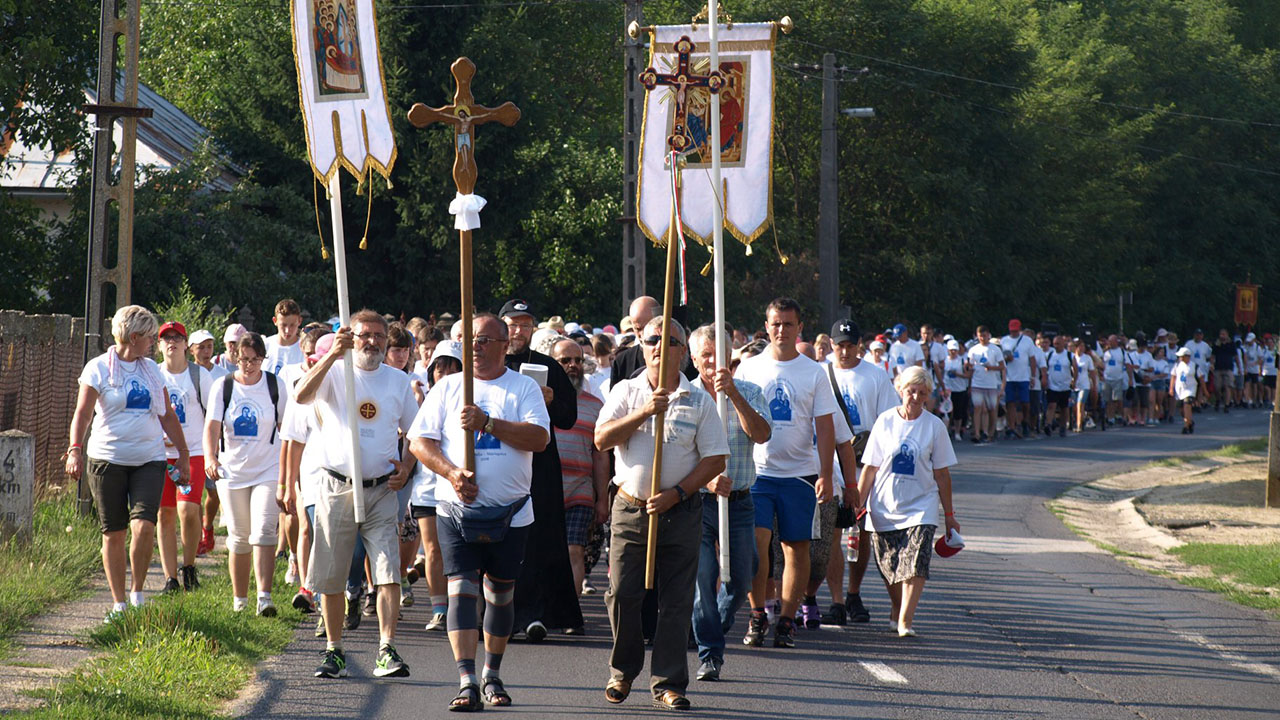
[204,332,288,615]
[1170,348,1198,434]
[856,366,960,638]
[1073,339,1098,432]
[941,340,971,442]
[66,305,191,619]
[408,341,463,632]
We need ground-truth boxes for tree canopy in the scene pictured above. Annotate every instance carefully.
[4,0,1278,338]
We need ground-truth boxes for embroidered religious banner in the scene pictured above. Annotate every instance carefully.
[1235,283,1259,327]
[637,22,775,247]
[291,0,396,183]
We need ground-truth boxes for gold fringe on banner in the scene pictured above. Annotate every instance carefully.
[359,166,373,250]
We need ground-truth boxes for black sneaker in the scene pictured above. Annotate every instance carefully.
[362,590,377,616]
[525,620,548,642]
[374,644,410,677]
[743,610,769,646]
[773,617,796,648]
[162,577,180,594]
[315,648,347,678]
[846,593,871,623]
[344,593,362,631]
[695,657,722,681]
[181,565,200,591]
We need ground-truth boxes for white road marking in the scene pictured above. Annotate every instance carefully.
[963,535,1104,555]
[1173,630,1280,681]
[859,661,908,684]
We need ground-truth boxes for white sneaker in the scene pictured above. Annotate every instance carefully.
[257,597,277,617]
[233,597,250,613]
[424,612,447,632]
[898,626,917,637]
[888,620,898,633]
[285,564,299,586]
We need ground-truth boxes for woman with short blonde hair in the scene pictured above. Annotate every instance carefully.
[66,305,190,620]
[857,361,959,637]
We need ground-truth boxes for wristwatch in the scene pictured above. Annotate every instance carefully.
[483,414,495,434]
[673,485,688,502]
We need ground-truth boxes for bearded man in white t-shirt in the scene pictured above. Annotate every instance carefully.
[295,309,418,681]
[734,298,837,650]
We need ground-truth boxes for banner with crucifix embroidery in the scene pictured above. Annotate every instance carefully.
[637,23,775,247]
[290,0,396,184]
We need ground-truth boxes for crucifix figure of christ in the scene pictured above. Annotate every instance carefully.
[635,35,724,588]
[408,57,520,195]
[407,57,520,474]
[639,35,725,154]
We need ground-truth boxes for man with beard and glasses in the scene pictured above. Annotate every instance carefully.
[550,338,610,605]
[294,309,417,680]
[499,299,583,640]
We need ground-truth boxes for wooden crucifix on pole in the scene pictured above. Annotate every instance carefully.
[638,36,723,589]
[407,57,520,475]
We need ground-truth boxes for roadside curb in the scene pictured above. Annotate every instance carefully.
[1048,453,1274,596]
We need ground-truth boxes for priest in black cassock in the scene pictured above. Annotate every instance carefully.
[499,299,584,638]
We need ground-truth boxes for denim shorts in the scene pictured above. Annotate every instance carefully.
[1004,381,1030,404]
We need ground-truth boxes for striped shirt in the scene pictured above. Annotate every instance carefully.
[556,390,603,508]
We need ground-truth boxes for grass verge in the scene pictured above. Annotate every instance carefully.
[1144,437,1268,468]
[1175,576,1280,613]
[1170,542,1280,588]
[12,554,302,719]
[0,495,102,654]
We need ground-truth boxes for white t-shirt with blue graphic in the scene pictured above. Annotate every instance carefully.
[1000,334,1034,382]
[264,334,306,377]
[1044,348,1074,392]
[832,361,900,434]
[79,353,167,466]
[207,373,289,488]
[887,338,924,377]
[159,364,215,460]
[411,368,550,528]
[735,352,839,478]
[861,408,957,532]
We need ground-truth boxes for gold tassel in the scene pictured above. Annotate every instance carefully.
[700,245,713,276]
[312,177,329,260]
[745,244,753,256]
[359,166,373,250]
[771,220,788,265]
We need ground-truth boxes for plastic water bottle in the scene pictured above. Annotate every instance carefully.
[168,463,191,496]
[842,527,859,563]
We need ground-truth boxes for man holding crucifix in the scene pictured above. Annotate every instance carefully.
[595,318,727,711]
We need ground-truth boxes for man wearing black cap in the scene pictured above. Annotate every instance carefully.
[499,299,583,638]
[824,319,898,625]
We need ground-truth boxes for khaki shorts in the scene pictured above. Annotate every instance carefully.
[309,475,401,595]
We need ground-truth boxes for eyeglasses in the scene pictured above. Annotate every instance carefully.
[506,322,535,332]
[642,336,684,348]
[238,356,263,366]
[474,335,505,346]
[355,332,387,342]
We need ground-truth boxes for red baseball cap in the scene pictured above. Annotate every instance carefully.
[158,321,188,339]
[934,529,965,558]
[1008,319,1022,331]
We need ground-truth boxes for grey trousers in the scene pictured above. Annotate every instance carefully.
[605,491,701,696]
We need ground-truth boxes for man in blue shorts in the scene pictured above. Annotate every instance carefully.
[734,298,837,649]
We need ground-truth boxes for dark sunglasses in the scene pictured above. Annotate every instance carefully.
[642,335,684,348]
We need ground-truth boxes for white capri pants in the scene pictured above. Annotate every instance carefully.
[216,469,279,555]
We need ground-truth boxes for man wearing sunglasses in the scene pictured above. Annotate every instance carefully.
[596,318,728,711]
[499,299,583,641]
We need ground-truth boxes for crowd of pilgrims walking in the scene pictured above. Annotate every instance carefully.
[64,295,1276,712]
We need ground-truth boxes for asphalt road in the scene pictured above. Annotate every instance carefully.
[243,409,1280,719]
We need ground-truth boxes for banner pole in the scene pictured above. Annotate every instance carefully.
[708,0,732,584]
[328,173,367,523]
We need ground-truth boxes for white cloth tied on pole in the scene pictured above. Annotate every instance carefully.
[449,192,487,230]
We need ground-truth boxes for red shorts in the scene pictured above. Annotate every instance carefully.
[161,456,206,507]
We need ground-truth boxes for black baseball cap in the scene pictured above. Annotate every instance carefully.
[830,319,860,345]
[499,299,534,319]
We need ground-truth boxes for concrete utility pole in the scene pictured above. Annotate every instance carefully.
[817,53,839,331]
[620,0,647,316]
[83,0,150,362]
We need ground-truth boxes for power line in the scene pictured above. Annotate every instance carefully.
[791,37,1280,130]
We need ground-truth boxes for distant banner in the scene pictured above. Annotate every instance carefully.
[637,23,775,247]
[1235,283,1259,327]
[291,0,396,183]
